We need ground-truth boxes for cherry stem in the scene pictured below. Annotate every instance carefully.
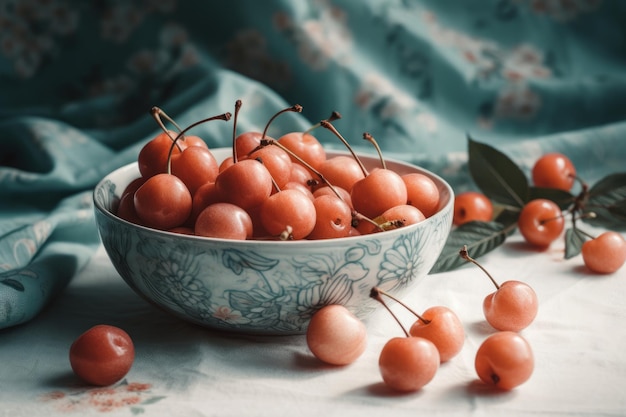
[232,99,242,163]
[362,133,386,170]
[352,211,386,232]
[255,156,281,193]
[372,286,430,324]
[320,120,369,177]
[304,110,342,135]
[459,245,500,290]
[151,106,183,133]
[150,107,184,151]
[369,287,410,337]
[261,104,303,140]
[539,213,565,226]
[280,225,294,241]
[166,111,232,174]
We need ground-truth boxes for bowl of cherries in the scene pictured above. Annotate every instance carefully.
[93,104,454,335]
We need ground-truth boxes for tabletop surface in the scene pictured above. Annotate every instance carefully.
[1,231,625,417]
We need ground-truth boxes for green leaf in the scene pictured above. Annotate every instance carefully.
[529,187,575,210]
[564,227,587,259]
[588,172,626,197]
[468,136,529,208]
[430,221,509,274]
[584,172,626,230]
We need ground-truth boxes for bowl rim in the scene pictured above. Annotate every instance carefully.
[93,147,455,247]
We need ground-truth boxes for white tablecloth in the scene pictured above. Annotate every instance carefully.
[2,231,625,417]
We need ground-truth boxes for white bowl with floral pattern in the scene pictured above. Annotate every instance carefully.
[93,148,454,335]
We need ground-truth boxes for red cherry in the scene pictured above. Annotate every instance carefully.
[532,152,576,192]
[180,134,208,149]
[409,306,465,363]
[171,145,219,195]
[69,325,134,386]
[475,331,534,390]
[195,203,253,240]
[581,231,626,274]
[317,155,366,193]
[248,145,293,189]
[378,337,440,392]
[278,131,327,172]
[453,191,493,226]
[215,159,273,210]
[134,173,192,230]
[260,189,316,240]
[403,173,441,218]
[306,305,367,366]
[461,246,538,332]
[483,281,538,332]
[307,194,353,240]
[233,131,264,157]
[189,181,221,225]
[350,168,407,219]
[518,199,564,248]
[137,131,183,178]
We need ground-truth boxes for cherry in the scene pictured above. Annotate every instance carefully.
[195,203,253,240]
[378,204,425,229]
[278,131,327,172]
[69,324,134,386]
[474,331,534,390]
[289,161,316,187]
[370,287,440,392]
[215,159,273,210]
[532,152,576,192]
[409,306,465,363]
[283,181,315,202]
[307,194,352,240]
[234,131,265,159]
[137,130,183,178]
[189,181,221,226]
[581,231,626,274]
[371,287,464,363]
[116,192,143,225]
[313,185,352,209]
[248,144,293,189]
[171,145,219,195]
[453,191,493,226]
[461,246,538,332]
[351,168,408,219]
[306,304,367,366]
[134,173,192,230]
[180,134,209,149]
[402,173,440,218]
[356,205,425,235]
[317,155,365,193]
[259,189,316,240]
[379,336,440,392]
[517,198,564,248]
[115,176,146,224]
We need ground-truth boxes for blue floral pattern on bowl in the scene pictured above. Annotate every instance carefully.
[93,152,453,335]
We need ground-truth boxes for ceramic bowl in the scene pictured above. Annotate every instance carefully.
[93,148,454,335]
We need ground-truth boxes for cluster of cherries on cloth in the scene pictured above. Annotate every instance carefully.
[453,153,626,274]
[116,102,442,241]
[307,246,536,393]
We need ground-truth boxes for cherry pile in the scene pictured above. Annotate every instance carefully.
[115,102,441,241]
